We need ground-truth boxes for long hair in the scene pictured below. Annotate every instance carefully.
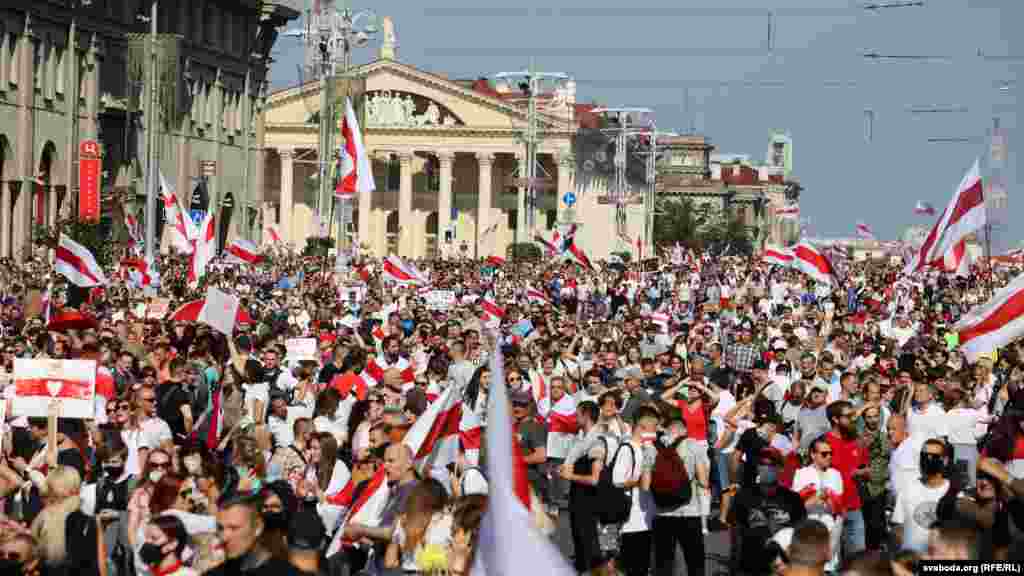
[402,478,449,554]
[149,474,186,515]
[464,365,491,413]
[315,432,338,491]
[30,466,82,566]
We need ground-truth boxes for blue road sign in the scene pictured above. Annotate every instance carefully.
[563,192,577,206]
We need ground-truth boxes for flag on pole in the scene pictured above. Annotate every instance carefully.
[188,212,217,287]
[471,349,573,576]
[225,239,264,265]
[914,201,937,216]
[762,245,795,267]
[954,272,1024,362]
[265,225,283,247]
[55,234,108,287]
[793,242,837,285]
[335,96,375,199]
[382,255,428,285]
[160,171,198,254]
[855,221,875,240]
[904,158,985,274]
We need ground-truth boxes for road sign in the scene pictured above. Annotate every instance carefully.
[562,192,576,206]
[200,161,217,177]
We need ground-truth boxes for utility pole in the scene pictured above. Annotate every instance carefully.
[592,107,653,247]
[64,2,79,225]
[143,0,158,264]
[241,63,251,241]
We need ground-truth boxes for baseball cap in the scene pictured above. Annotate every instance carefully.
[287,508,326,551]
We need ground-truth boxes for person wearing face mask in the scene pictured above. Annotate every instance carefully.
[137,515,196,576]
[259,481,297,561]
[727,448,806,576]
[892,438,952,552]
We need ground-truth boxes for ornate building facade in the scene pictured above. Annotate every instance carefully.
[0,1,299,261]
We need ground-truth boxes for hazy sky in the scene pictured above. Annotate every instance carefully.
[270,0,1019,244]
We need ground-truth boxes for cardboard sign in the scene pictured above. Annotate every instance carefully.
[13,359,96,419]
[424,290,456,310]
[198,288,240,336]
[147,298,170,319]
[286,338,317,362]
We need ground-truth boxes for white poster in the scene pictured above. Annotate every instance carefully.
[198,287,240,335]
[13,359,96,419]
[286,338,317,362]
[424,290,456,310]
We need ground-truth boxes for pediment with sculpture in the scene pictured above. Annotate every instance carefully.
[364,90,465,128]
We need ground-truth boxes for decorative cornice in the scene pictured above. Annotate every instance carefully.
[266,58,572,131]
[265,122,574,140]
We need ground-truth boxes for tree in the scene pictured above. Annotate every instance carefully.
[303,236,332,258]
[507,242,542,260]
[34,218,115,269]
[653,198,706,248]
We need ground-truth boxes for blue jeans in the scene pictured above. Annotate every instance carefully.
[843,508,866,557]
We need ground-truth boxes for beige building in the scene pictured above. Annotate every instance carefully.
[260,41,647,260]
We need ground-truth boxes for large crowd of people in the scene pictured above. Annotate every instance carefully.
[0,244,1020,576]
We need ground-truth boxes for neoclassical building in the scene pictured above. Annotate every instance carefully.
[261,41,648,260]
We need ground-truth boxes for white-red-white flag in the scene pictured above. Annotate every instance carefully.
[942,238,971,277]
[480,298,506,324]
[777,203,800,220]
[55,234,109,287]
[382,255,428,285]
[855,221,875,240]
[403,384,463,472]
[225,239,263,265]
[762,245,795,267]
[793,242,838,285]
[335,97,375,200]
[954,272,1024,362]
[188,212,217,287]
[525,286,551,306]
[905,158,985,274]
[160,171,197,254]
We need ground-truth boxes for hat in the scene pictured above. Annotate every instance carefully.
[287,508,326,551]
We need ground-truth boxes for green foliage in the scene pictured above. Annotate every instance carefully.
[33,218,114,268]
[653,198,754,256]
[303,236,333,258]
[507,242,542,260]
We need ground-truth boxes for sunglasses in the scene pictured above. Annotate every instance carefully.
[149,461,171,469]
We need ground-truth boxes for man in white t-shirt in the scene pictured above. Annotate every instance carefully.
[135,386,173,472]
[616,405,658,575]
[906,382,948,443]
[792,437,845,572]
[892,438,951,553]
[887,415,918,495]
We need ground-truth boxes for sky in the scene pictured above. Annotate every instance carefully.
[270,0,1019,245]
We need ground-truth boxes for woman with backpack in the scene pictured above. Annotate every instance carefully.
[558,400,611,575]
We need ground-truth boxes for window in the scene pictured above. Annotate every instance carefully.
[0,29,7,87]
[772,142,785,167]
[387,156,400,190]
[33,40,41,90]
[507,209,517,230]
[8,33,17,87]
[56,47,66,96]
[546,209,556,230]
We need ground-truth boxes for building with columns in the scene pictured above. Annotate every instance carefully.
[261,40,647,260]
[0,1,299,262]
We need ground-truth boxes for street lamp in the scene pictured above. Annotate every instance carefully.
[493,66,569,245]
[591,107,653,250]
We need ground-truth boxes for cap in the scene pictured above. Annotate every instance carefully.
[287,508,326,551]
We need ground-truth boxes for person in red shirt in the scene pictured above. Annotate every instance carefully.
[824,400,868,562]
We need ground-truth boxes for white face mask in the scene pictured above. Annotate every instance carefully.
[149,470,165,484]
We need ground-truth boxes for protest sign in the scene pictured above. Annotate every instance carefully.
[286,338,317,362]
[424,290,456,310]
[147,298,170,319]
[13,359,96,419]
[198,287,239,335]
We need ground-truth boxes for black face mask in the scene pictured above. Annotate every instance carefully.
[920,453,946,477]
[264,511,288,532]
[138,542,166,566]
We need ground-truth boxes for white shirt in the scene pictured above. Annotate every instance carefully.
[139,417,172,451]
[945,407,989,445]
[907,403,948,443]
[889,438,920,494]
[792,465,844,517]
[616,440,655,534]
[892,479,949,553]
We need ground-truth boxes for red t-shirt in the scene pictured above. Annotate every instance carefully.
[676,399,708,442]
[825,431,868,511]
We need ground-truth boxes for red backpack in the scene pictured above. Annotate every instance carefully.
[650,438,693,509]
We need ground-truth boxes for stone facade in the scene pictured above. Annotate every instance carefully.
[0,1,298,261]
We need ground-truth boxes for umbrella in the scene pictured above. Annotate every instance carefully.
[169,299,254,325]
[47,309,99,332]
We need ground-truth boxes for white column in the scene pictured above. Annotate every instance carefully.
[279,148,294,245]
[514,152,527,243]
[437,151,454,259]
[398,152,413,257]
[359,150,374,255]
[476,152,493,258]
[0,183,9,258]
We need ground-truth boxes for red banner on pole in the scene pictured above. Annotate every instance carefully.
[78,140,100,221]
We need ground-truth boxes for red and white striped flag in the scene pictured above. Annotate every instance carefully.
[538,394,578,460]
[225,239,263,265]
[360,356,415,391]
[480,298,506,324]
[160,171,197,254]
[567,241,595,271]
[486,255,506,267]
[264,225,282,247]
[793,242,838,285]
[954,272,1024,362]
[525,286,551,306]
[382,255,428,285]
[855,221,875,240]
[905,158,985,275]
[120,257,154,288]
[535,234,559,257]
[914,201,937,216]
[188,212,217,287]
[335,96,375,200]
[777,204,800,220]
[942,238,971,277]
[762,245,795,267]
[403,384,463,471]
[55,234,109,287]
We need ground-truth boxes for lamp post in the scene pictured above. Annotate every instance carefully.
[591,107,654,251]
[493,66,569,243]
[141,0,158,265]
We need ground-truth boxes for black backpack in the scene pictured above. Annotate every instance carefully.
[593,438,634,525]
